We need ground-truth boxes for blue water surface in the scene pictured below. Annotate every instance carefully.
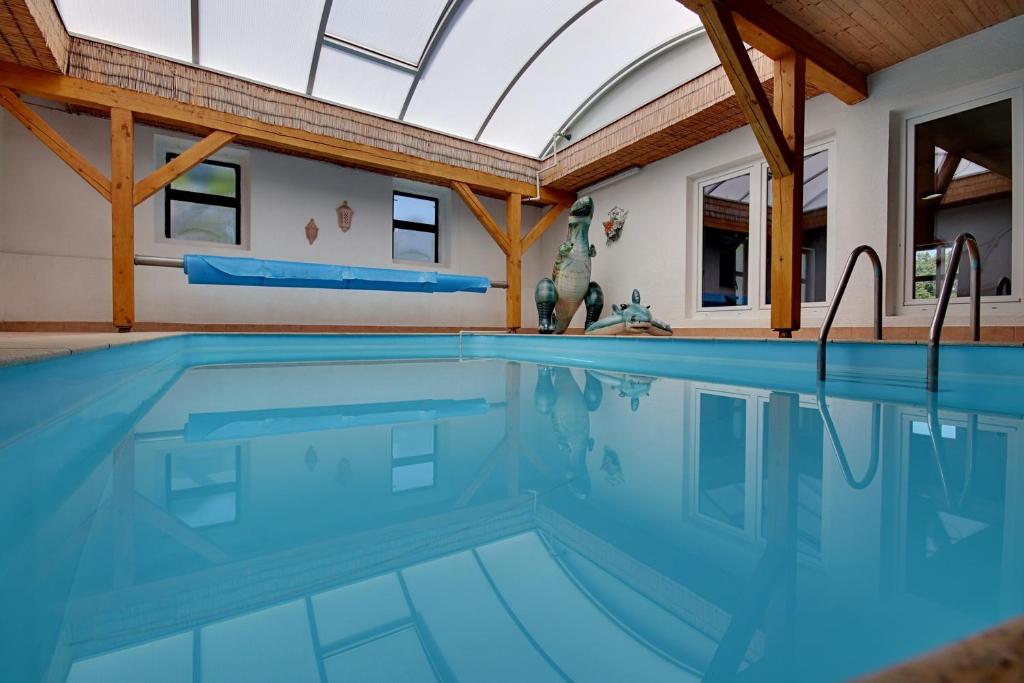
[0,334,1021,682]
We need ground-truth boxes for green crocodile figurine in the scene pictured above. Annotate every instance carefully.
[585,289,672,337]
[535,195,602,334]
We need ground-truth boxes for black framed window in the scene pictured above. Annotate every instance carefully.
[393,191,439,263]
[164,154,241,245]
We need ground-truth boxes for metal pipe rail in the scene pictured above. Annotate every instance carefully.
[817,245,882,381]
[133,254,509,288]
[816,387,881,490]
[927,233,980,392]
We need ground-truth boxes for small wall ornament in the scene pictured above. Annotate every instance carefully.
[603,206,628,245]
[336,200,354,232]
[304,218,319,245]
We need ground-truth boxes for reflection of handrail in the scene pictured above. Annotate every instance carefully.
[815,388,880,490]
[818,245,882,381]
[927,233,981,392]
[926,393,975,510]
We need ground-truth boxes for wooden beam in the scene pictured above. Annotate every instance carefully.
[506,194,523,332]
[680,0,867,105]
[451,181,511,255]
[769,52,805,336]
[0,63,575,206]
[0,86,111,199]
[110,108,134,332]
[522,203,568,253]
[133,130,236,206]
[694,0,793,178]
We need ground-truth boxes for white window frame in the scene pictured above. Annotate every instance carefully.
[756,139,836,312]
[900,86,1023,308]
[692,138,836,317]
[392,178,450,269]
[693,163,760,315]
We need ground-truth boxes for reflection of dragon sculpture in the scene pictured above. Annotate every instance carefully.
[588,369,659,412]
[534,366,598,498]
[535,196,603,334]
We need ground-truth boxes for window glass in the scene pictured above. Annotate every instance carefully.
[701,174,750,308]
[392,192,438,263]
[911,99,1013,299]
[766,150,829,304]
[698,394,747,529]
[164,156,241,245]
[391,424,436,492]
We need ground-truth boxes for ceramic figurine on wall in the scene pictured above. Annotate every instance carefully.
[336,201,354,232]
[585,289,672,336]
[304,218,319,245]
[534,195,603,334]
[603,206,628,245]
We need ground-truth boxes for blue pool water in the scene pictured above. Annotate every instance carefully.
[0,334,1021,682]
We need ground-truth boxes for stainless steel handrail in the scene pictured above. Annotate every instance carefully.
[816,387,880,490]
[927,233,980,392]
[818,245,882,381]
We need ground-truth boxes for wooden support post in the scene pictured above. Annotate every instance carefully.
[110,108,135,332]
[506,193,523,332]
[769,53,805,336]
[451,181,510,254]
[0,86,111,199]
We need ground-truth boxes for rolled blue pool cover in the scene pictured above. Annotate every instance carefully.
[183,254,490,293]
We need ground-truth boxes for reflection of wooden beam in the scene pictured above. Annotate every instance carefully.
[133,130,236,205]
[694,0,792,178]
[134,494,230,564]
[941,171,1012,208]
[0,86,111,199]
[452,181,510,255]
[112,433,136,588]
[455,435,509,508]
[933,151,962,199]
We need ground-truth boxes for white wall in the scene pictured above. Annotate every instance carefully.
[541,16,1024,330]
[0,106,546,327]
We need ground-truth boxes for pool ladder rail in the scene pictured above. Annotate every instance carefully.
[818,234,981,392]
[817,245,883,382]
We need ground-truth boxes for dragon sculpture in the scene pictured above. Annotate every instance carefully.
[535,196,603,334]
[585,289,672,337]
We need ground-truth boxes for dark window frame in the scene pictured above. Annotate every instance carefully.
[163,153,242,245]
[392,190,439,264]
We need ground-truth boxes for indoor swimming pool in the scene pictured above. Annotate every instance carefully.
[1,334,1021,682]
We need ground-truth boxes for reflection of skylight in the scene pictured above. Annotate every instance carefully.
[704,174,750,203]
[934,148,990,180]
[325,0,450,67]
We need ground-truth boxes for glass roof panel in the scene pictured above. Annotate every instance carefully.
[54,0,191,63]
[200,0,324,93]
[313,48,415,119]
[480,0,700,155]
[326,0,449,66]
[402,0,595,140]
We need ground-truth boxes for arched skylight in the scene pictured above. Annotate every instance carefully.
[53,0,709,158]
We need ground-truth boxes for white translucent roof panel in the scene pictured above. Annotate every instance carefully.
[403,0,595,139]
[480,0,701,155]
[54,0,191,63]
[326,0,449,66]
[313,48,415,119]
[200,0,324,93]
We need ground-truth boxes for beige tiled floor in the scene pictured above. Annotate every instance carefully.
[0,332,183,367]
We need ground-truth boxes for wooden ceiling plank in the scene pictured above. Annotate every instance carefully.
[0,86,111,200]
[133,130,236,206]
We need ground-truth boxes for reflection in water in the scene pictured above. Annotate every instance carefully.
[0,358,1020,682]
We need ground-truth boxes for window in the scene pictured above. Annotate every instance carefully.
[164,155,241,245]
[765,150,830,304]
[165,446,241,528]
[908,97,1014,301]
[393,191,439,263]
[391,423,436,492]
[701,173,751,308]
[697,393,749,529]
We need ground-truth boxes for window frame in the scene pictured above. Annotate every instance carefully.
[695,164,758,314]
[390,423,438,494]
[900,87,1023,308]
[163,154,243,246]
[392,190,440,264]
